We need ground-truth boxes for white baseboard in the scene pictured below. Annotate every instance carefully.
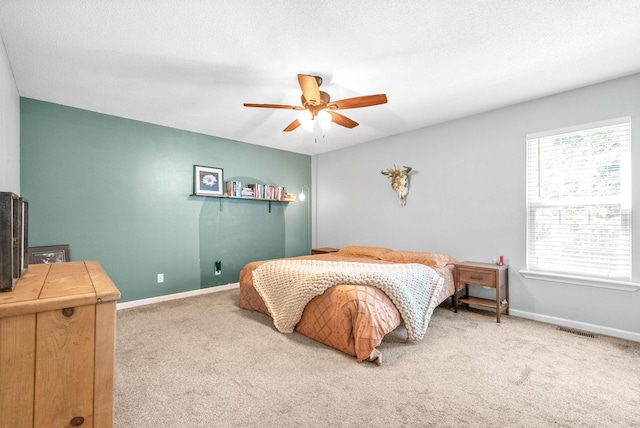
[117,283,239,310]
[509,309,640,342]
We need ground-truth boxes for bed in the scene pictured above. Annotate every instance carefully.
[238,246,458,364]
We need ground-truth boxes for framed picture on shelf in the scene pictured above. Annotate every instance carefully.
[29,244,70,265]
[193,165,224,196]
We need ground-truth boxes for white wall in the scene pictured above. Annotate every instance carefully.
[315,73,640,339]
[0,32,20,193]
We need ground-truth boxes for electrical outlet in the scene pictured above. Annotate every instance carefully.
[157,273,164,283]
[215,261,221,276]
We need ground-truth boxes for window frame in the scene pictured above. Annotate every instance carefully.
[521,117,637,290]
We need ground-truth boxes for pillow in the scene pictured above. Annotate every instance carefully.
[379,250,456,268]
[336,245,393,259]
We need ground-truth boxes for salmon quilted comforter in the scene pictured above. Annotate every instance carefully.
[238,246,457,364]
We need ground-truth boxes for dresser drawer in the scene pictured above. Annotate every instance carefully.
[457,268,496,287]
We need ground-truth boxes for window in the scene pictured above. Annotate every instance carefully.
[526,118,631,281]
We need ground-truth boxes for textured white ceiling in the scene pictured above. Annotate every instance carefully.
[1,1,639,155]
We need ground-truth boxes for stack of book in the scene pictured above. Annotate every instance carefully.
[225,181,243,197]
[226,181,289,200]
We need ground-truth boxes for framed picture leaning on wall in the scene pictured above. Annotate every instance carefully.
[29,244,70,265]
[193,165,224,196]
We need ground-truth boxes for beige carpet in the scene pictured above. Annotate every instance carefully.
[114,288,640,427]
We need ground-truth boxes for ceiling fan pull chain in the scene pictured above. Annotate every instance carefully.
[314,121,318,143]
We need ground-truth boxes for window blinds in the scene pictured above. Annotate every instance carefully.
[526,118,631,280]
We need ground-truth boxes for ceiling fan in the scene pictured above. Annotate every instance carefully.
[243,74,388,132]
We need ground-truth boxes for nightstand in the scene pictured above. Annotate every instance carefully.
[454,261,509,323]
[311,247,339,255]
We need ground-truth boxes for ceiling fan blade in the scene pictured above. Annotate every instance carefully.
[297,74,322,105]
[243,103,304,110]
[328,111,359,129]
[283,119,302,132]
[327,94,388,110]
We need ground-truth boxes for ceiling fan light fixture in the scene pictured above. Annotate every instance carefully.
[317,110,331,130]
[298,110,314,131]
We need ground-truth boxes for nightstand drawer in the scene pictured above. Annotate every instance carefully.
[457,268,496,287]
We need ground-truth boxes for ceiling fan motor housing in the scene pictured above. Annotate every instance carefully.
[301,91,331,113]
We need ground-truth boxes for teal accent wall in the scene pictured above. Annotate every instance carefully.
[20,98,311,302]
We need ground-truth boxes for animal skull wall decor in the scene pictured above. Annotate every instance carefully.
[381,165,412,206]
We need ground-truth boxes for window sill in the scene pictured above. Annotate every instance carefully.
[519,270,640,292]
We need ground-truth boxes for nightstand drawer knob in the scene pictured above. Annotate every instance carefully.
[470,275,483,280]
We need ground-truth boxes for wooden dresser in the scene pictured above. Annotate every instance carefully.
[0,261,120,428]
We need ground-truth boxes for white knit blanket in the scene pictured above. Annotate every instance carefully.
[251,260,445,341]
